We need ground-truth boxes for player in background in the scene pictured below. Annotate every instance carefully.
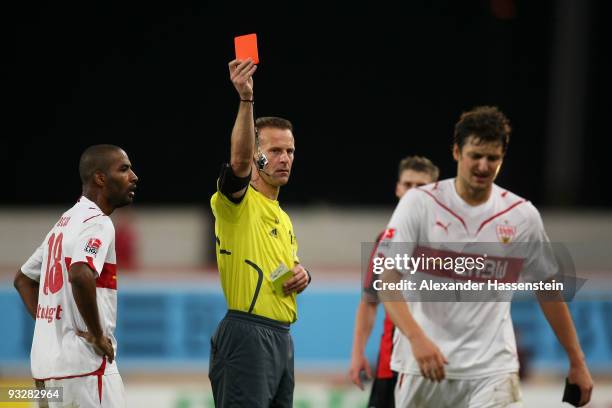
[14,144,138,408]
[349,156,439,408]
[380,106,593,407]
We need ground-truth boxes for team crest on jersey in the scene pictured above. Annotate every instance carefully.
[496,223,517,244]
[84,238,102,256]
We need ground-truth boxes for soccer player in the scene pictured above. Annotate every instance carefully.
[13,144,138,407]
[208,59,311,407]
[379,106,593,407]
[349,156,439,408]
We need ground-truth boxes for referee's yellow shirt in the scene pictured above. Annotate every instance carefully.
[211,184,300,323]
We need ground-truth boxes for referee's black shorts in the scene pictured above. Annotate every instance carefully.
[209,310,294,408]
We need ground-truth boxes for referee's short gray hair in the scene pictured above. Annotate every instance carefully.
[255,117,293,132]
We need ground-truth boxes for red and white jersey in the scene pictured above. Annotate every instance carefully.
[20,196,119,380]
[379,178,557,379]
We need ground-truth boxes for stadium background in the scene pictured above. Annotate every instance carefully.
[2,1,611,406]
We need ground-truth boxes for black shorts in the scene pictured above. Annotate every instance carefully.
[209,310,294,408]
[367,371,398,408]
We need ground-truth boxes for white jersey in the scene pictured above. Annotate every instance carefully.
[21,196,119,380]
[379,178,557,379]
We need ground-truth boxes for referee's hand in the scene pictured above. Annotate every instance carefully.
[283,264,309,295]
[228,59,256,100]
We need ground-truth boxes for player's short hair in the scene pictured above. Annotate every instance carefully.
[398,156,440,182]
[79,144,122,184]
[454,106,511,153]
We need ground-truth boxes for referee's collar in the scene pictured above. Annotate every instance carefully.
[250,184,280,204]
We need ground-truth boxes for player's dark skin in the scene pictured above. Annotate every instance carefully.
[14,147,138,364]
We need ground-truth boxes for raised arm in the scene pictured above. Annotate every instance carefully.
[226,59,257,198]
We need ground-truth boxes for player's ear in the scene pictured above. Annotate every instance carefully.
[93,170,105,187]
[452,144,460,162]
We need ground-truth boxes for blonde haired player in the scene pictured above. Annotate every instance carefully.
[14,145,138,407]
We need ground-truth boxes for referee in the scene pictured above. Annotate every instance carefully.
[208,58,311,407]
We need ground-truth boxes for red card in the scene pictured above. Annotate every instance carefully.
[234,33,259,64]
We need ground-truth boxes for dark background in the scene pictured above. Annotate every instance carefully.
[2,0,609,207]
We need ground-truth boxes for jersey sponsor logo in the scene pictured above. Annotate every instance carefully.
[84,238,102,256]
[496,223,517,244]
[415,246,522,282]
[36,303,63,323]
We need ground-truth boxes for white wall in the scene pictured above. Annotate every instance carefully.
[1,206,610,274]
[0,206,209,271]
